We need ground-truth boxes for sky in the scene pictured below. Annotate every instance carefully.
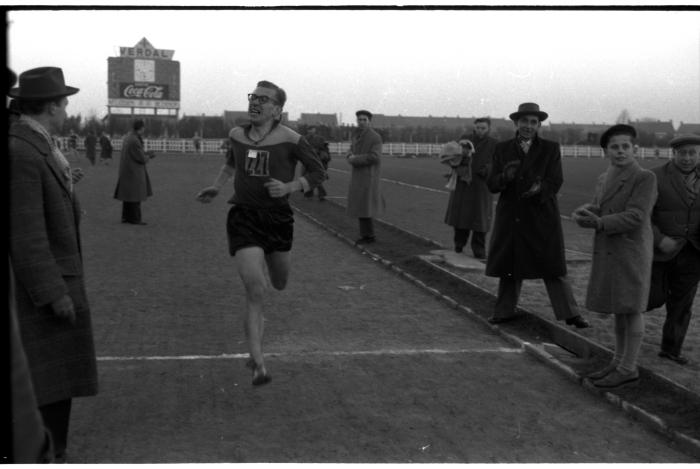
[7,7,700,127]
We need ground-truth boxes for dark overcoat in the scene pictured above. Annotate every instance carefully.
[444,135,497,231]
[485,135,567,279]
[114,131,153,202]
[585,162,657,315]
[99,134,112,159]
[346,127,385,218]
[9,120,98,406]
[649,161,700,262]
[84,133,97,162]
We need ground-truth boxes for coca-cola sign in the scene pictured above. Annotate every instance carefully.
[119,83,169,100]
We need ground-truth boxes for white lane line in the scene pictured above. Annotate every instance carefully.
[97,347,523,362]
[329,168,448,194]
[329,168,584,224]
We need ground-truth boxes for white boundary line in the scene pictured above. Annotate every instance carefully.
[97,347,523,362]
[327,167,588,254]
[329,167,448,194]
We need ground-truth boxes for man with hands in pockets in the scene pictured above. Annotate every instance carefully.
[196,80,325,386]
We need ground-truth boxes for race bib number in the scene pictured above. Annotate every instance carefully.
[245,149,270,177]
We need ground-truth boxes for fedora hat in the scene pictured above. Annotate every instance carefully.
[669,134,700,148]
[509,102,548,122]
[8,66,79,99]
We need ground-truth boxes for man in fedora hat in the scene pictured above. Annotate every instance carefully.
[646,133,700,365]
[485,102,590,328]
[8,66,98,463]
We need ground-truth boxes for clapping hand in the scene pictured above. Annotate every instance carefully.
[521,178,542,199]
[502,160,520,182]
[572,204,602,229]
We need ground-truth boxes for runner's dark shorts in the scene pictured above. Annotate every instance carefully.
[226,204,294,255]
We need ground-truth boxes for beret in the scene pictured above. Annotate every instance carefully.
[600,124,636,148]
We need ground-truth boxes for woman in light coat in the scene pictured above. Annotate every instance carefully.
[573,124,657,388]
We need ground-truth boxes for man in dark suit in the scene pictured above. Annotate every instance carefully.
[647,134,700,365]
[485,103,589,329]
[8,66,98,463]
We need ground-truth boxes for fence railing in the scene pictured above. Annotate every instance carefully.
[56,137,673,160]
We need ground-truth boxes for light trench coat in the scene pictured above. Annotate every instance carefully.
[585,160,657,315]
[346,127,385,218]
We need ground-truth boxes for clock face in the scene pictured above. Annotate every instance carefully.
[134,59,155,82]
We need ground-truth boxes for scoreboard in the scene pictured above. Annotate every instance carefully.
[107,38,180,113]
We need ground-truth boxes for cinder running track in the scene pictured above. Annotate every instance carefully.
[67,154,696,462]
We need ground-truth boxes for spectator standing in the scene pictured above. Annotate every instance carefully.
[346,110,384,244]
[84,130,97,165]
[646,134,700,365]
[8,66,98,463]
[485,103,589,329]
[113,119,156,225]
[66,130,79,162]
[195,80,325,386]
[99,130,113,165]
[573,124,657,387]
[193,131,202,154]
[303,125,331,200]
[444,118,498,258]
[6,67,54,464]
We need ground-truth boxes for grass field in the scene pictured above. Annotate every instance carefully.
[61,152,698,463]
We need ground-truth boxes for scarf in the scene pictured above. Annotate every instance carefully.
[20,115,73,193]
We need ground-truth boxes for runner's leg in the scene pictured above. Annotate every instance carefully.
[235,246,268,370]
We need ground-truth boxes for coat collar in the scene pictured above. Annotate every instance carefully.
[10,120,73,195]
[599,160,640,205]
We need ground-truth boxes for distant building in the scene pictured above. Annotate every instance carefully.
[546,122,610,145]
[676,122,700,136]
[365,114,514,139]
[298,113,338,127]
[632,120,675,144]
[222,110,289,129]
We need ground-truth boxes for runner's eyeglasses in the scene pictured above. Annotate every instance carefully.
[247,94,278,105]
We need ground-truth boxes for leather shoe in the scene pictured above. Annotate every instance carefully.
[566,316,590,329]
[252,368,272,386]
[487,314,523,325]
[355,236,376,245]
[586,362,618,380]
[593,369,639,388]
[658,351,689,365]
